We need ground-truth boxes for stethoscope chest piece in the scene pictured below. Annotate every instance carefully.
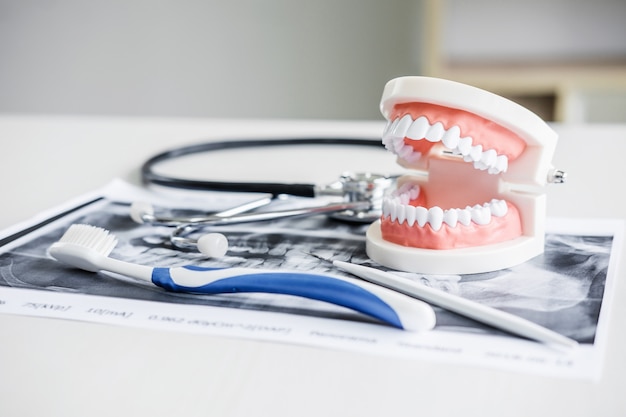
[323,172,395,223]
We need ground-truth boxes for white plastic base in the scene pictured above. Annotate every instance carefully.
[366,221,544,275]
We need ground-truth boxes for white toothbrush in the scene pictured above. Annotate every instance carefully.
[333,260,578,348]
[48,224,436,332]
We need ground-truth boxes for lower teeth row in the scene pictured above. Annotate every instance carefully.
[383,193,508,231]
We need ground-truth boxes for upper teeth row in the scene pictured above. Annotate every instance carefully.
[383,115,508,174]
[383,187,508,231]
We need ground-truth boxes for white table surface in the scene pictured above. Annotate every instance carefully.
[1,115,625,416]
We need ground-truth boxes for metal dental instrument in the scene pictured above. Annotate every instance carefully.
[166,199,372,253]
[132,153,396,256]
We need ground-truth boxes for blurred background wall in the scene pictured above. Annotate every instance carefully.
[1,0,625,122]
[0,0,420,120]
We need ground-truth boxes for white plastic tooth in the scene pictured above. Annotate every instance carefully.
[405,205,416,226]
[397,144,415,160]
[383,199,392,218]
[481,149,497,167]
[383,198,395,220]
[457,137,472,155]
[391,114,412,139]
[396,204,407,224]
[490,199,508,217]
[481,149,506,174]
[392,136,406,152]
[415,206,428,227]
[389,201,398,222]
[396,182,412,195]
[425,122,445,142]
[470,204,492,225]
[382,128,397,151]
[383,136,395,152]
[443,209,458,227]
[495,155,508,173]
[382,134,390,145]
[427,206,444,231]
[385,118,399,138]
[402,151,422,164]
[394,184,420,203]
[406,116,430,140]
[456,208,472,226]
[382,120,393,137]
[469,144,483,162]
[473,161,489,171]
[487,166,499,175]
[441,125,460,150]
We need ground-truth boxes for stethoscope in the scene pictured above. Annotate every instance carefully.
[131,137,396,257]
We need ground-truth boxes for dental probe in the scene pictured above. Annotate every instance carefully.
[333,260,578,348]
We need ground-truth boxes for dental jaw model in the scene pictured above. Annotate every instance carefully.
[366,76,562,274]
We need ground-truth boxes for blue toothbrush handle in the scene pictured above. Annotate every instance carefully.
[151,266,435,332]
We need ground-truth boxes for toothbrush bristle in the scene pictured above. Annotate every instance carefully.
[58,224,118,255]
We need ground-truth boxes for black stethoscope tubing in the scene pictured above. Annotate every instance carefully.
[141,137,385,197]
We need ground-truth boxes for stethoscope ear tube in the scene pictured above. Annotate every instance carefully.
[141,137,385,197]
